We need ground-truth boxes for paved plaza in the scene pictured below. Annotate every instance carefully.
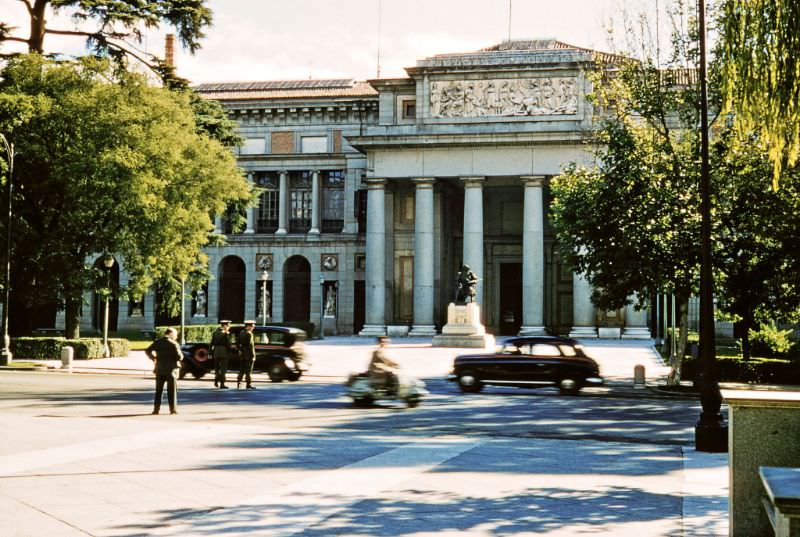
[0,339,728,536]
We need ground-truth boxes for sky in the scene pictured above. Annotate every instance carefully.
[1,0,665,84]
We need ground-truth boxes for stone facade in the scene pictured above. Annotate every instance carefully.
[66,41,653,339]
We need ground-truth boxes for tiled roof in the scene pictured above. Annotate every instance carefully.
[194,79,377,101]
[418,39,625,66]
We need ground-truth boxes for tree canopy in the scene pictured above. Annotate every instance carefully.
[0,54,250,336]
[719,0,800,186]
[0,0,212,76]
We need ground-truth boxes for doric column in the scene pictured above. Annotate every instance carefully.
[244,172,255,234]
[519,176,547,335]
[276,170,288,235]
[410,178,437,336]
[623,294,652,339]
[359,178,387,336]
[309,169,321,235]
[569,267,598,338]
[461,177,485,307]
[213,216,223,234]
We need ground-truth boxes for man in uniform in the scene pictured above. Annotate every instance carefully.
[210,320,231,389]
[237,320,257,389]
[145,327,183,415]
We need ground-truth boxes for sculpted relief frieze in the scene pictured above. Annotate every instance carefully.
[429,77,579,118]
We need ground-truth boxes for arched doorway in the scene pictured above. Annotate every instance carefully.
[218,256,246,322]
[283,256,310,322]
[92,257,120,332]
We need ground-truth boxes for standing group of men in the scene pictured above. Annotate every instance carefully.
[209,319,257,390]
[145,320,258,415]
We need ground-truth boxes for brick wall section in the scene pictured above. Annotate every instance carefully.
[333,130,342,153]
[271,131,295,153]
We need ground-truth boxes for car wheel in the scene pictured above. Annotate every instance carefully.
[191,370,205,380]
[406,395,420,408]
[268,364,285,383]
[558,378,580,396]
[178,368,188,380]
[353,396,373,407]
[287,371,302,381]
[457,371,483,393]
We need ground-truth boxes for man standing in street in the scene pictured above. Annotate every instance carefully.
[210,320,231,389]
[145,327,183,415]
[237,320,257,389]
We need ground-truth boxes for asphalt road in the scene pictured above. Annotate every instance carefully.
[0,371,728,536]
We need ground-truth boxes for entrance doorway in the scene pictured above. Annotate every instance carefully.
[499,263,522,335]
[283,256,310,322]
[353,280,365,334]
[218,256,246,322]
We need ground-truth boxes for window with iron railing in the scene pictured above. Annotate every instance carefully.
[322,170,345,232]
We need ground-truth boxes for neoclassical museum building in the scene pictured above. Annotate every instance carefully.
[67,40,652,338]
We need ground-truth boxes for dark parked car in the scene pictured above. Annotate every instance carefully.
[180,325,308,382]
[448,336,603,395]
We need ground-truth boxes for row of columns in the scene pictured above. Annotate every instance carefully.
[218,171,325,236]
[360,175,651,338]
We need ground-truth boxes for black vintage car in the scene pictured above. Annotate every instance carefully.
[180,325,308,382]
[449,336,603,395]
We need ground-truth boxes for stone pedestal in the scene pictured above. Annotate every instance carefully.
[432,303,495,348]
[723,390,800,537]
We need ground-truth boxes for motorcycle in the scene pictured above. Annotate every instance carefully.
[178,345,213,380]
[345,372,428,408]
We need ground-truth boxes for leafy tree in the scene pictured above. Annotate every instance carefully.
[551,1,702,383]
[712,131,800,359]
[0,0,212,77]
[718,0,800,186]
[0,54,251,337]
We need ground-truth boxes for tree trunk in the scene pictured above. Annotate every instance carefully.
[741,310,752,361]
[667,296,690,385]
[29,1,48,53]
[64,296,80,339]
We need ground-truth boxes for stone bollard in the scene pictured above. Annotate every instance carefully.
[61,346,74,372]
[633,364,646,389]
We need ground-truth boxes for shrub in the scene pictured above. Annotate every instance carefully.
[12,337,130,360]
[681,356,800,384]
[750,322,795,357]
[13,337,65,359]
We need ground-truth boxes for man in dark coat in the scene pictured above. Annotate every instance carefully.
[145,327,183,414]
[210,320,231,389]
[237,320,257,389]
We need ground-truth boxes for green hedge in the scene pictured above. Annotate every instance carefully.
[157,322,314,343]
[13,337,130,360]
[681,356,800,384]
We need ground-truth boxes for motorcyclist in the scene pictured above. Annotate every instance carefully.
[367,336,400,393]
[210,320,231,389]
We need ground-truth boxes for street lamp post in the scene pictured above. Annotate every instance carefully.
[102,254,114,358]
[179,277,185,346]
[0,134,13,366]
[695,0,728,452]
[260,269,269,326]
[319,277,325,340]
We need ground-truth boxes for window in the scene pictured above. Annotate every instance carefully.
[530,344,562,357]
[240,137,265,155]
[322,171,345,233]
[290,171,312,232]
[256,172,279,233]
[300,135,327,153]
[402,99,416,119]
[356,189,368,233]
